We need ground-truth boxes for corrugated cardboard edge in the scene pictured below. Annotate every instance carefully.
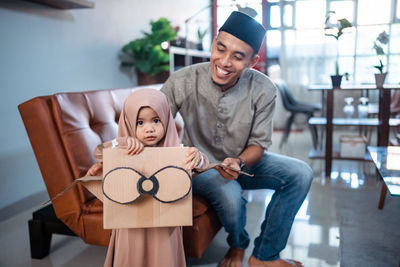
[43,176,102,206]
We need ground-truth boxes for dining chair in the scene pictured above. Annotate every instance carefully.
[275,79,321,149]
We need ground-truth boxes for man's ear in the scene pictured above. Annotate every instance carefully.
[249,54,260,68]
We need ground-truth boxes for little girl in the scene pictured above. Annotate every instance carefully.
[87,88,209,267]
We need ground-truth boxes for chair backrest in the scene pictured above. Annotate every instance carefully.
[275,79,298,110]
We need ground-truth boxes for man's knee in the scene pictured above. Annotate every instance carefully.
[199,181,245,226]
[193,170,244,207]
[293,160,313,190]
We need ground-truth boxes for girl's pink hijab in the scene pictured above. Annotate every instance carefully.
[118,88,179,147]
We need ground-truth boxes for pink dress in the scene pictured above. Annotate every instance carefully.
[104,227,186,267]
[102,89,188,267]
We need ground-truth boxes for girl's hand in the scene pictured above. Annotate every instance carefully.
[185,147,202,169]
[126,136,144,155]
[86,161,103,176]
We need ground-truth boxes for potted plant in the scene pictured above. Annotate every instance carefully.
[324,11,353,87]
[120,17,177,85]
[196,27,208,51]
[373,31,389,87]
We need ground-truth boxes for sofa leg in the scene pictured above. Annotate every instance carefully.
[28,219,52,259]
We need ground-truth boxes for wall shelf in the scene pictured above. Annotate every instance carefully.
[26,0,94,9]
[308,149,372,161]
[308,117,400,127]
[169,46,210,74]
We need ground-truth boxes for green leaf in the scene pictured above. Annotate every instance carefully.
[119,17,178,76]
[338,18,352,30]
[373,60,384,73]
[324,11,352,40]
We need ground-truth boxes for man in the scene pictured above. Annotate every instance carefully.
[161,11,312,267]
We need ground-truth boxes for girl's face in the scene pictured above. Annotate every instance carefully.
[135,107,165,146]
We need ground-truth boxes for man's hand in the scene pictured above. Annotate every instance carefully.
[215,157,242,181]
[126,136,144,155]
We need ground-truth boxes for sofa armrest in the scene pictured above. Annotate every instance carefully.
[18,96,85,236]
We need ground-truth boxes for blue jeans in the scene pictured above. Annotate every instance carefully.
[192,152,313,261]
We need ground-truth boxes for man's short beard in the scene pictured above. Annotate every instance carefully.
[211,77,224,87]
[210,77,240,90]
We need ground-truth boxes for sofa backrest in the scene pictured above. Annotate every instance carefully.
[52,88,134,202]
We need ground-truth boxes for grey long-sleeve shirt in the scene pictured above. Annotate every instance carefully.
[161,62,276,162]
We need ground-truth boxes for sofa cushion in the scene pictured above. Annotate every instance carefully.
[192,195,209,218]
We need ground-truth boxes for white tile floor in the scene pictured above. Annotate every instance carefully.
[187,182,341,267]
[0,130,380,267]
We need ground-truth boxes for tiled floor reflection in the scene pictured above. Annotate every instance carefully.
[187,174,342,267]
[0,130,385,267]
[281,183,340,267]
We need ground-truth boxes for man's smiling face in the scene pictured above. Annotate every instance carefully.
[210,31,259,91]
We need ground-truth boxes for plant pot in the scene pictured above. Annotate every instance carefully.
[137,71,169,85]
[196,43,204,51]
[374,73,387,88]
[330,75,343,88]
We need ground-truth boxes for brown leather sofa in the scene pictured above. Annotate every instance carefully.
[18,85,221,259]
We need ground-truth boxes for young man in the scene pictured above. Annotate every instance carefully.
[161,11,312,267]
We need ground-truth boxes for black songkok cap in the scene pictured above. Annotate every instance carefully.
[219,11,266,53]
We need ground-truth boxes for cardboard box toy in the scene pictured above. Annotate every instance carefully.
[73,147,192,229]
[102,147,192,229]
[339,135,367,159]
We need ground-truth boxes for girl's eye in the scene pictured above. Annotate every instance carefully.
[154,118,160,123]
[137,121,143,126]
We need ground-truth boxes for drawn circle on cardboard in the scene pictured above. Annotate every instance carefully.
[102,167,142,204]
[137,175,159,196]
[152,166,192,203]
[102,166,191,204]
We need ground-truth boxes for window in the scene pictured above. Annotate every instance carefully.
[263,0,400,84]
[215,0,400,84]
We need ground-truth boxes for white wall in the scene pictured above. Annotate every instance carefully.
[0,0,210,211]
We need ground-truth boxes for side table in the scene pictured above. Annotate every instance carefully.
[367,146,400,209]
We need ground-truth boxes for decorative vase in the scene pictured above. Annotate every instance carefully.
[331,75,343,88]
[343,97,354,118]
[374,73,387,88]
[357,97,369,118]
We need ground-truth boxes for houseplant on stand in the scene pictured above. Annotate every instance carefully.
[373,31,389,88]
[196,27,208,51]
[120,17,177,85]
[324,11,353,87]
